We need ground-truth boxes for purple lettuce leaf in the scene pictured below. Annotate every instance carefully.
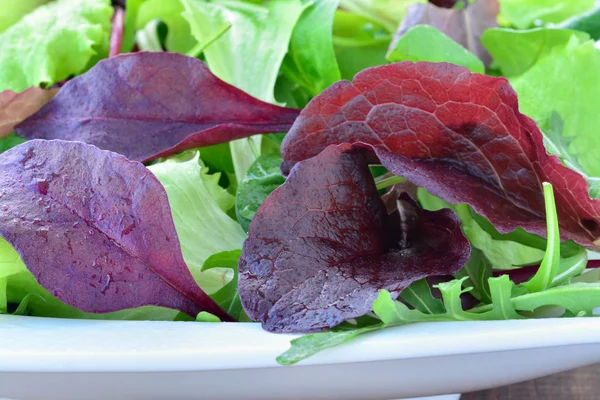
[0,139,233,321]
[239,143,470,333]
[16,52,300,162]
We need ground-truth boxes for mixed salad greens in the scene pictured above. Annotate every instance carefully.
[1,0,600,365]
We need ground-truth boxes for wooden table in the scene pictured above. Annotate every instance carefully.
[461,363,600,399]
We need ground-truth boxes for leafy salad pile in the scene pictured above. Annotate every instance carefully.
[1,0,600,365]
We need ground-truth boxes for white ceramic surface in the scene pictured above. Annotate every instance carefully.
[1,316,600,400]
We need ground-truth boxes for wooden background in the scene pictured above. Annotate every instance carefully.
[461,363,600,399]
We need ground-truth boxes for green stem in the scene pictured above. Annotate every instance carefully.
[186,22,232,58]
[375,175,405,191]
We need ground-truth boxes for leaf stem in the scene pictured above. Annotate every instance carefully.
[375,175,405,190]
[186,22,232,58]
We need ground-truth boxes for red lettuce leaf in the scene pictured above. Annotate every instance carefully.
[239,143,470,333]
[0,88,58,137]
[280,62,600,247]
[16,52,300,162]
[0,140,233,321]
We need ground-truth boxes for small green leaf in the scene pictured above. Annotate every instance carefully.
[0,0,113,92]
[387,25,484,74]
[521,183,561,293]
[455,248,493,303]
[512,282,600,316]
[196,311,222,323]
[201,250,243,319]
[276,323,383,365]
[235,154,285,232]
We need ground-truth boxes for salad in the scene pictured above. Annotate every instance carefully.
[1,0,600,366]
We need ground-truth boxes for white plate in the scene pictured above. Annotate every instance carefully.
[1,315,600,400]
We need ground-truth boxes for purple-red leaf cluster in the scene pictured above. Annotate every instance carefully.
[16,52,300,162]
[0,140,232,321]
[239,143,470,333]
[280,62,600,248]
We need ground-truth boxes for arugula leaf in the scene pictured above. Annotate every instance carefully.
[387,25,484,73]
[559,5,600,40]
[136,0,196,53]
[498,0,595,29]
[521,183,561,293]
[454,248,493,303]
[235,154,285,232]
[148,153,247,295]
[0,0,48,33]
[281,0,341,97]
[399,279,445,314]
[181,0,305,181]
[482,28,589,77]
[0,0,113,92]
[511,39,600,178]
[201,250,244,319]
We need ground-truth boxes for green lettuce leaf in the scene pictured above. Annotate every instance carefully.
[148,152,246,295]
[511,39,600,179]
[387,25,484,73]
[281,0,341,97]
[498,0,595,29]
[0,0,113,92]
[136,0,196,53]
[339,0,425,33]
[181,0,305,181]
[482,28,589,77]
[333,10,392,80]
[0,0,48,33]
[558,5,600,40]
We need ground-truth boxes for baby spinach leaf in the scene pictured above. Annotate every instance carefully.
[559,5,600,40]
[0,140,232,321]
[17,52,300,163]
[281,62,600,247]
[148,153,246,294]
[281,0,341,97]
[235,154,285,232]
[0,0,113,92]
[239,144,470,333]
[387,25,484,73]
[0,88,57,137]
[482,28,589,77]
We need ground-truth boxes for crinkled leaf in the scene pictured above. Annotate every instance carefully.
[511,40,600,179]
[0,140,232,321]
[281,62,600,247]
[235,154,285,232]
[148,153,246,294]
[0,0,113,92]
[482,28,589,77]
[16,52,300,163]
[201,250,243,319]
[387,25,484,73]
[498,0,595,29]
[0,88,58,137]
[281,0,341,97]
[559,5,600,40]
[239,144,470,333]
[0,0,49,33]
[136,0,196,53]
[389,0,499,67]
[181,0,305,181]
